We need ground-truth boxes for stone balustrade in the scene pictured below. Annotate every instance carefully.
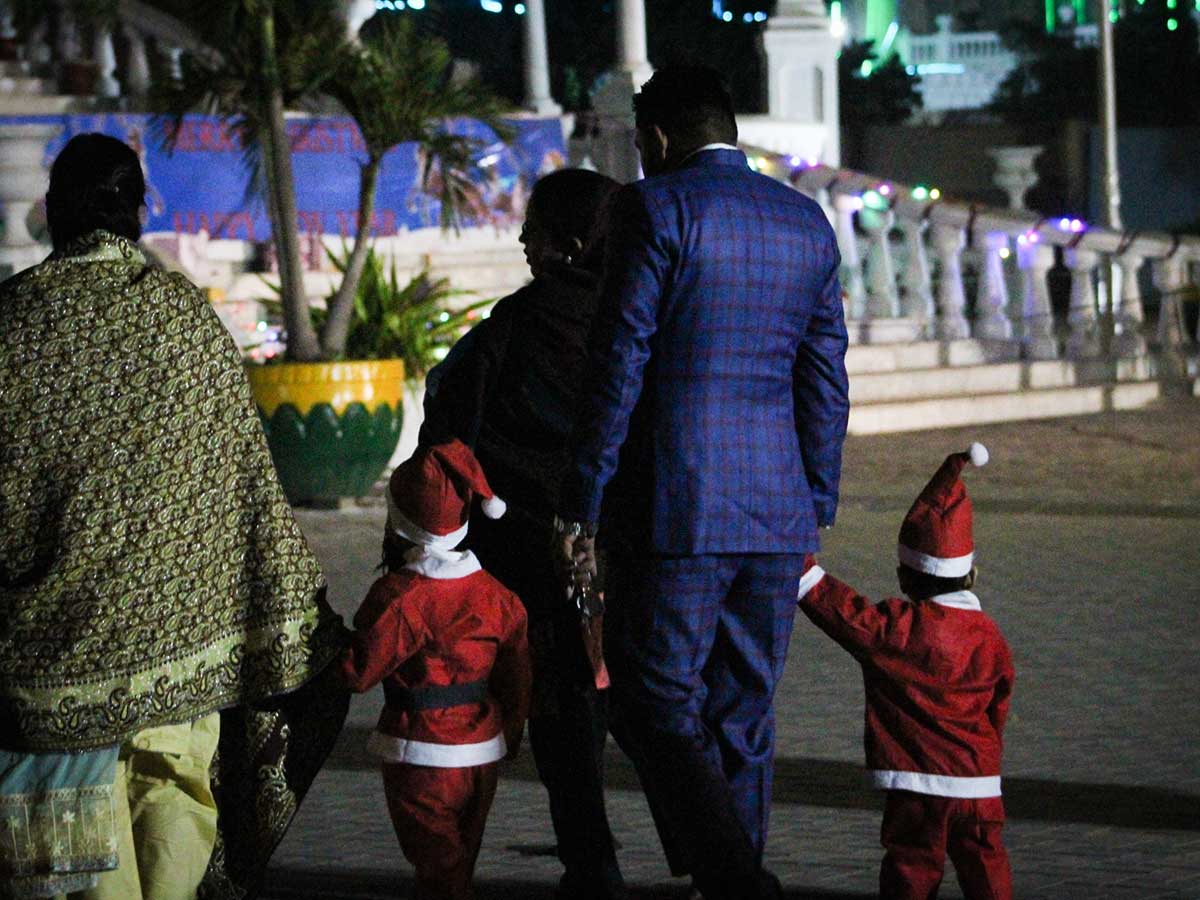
[784,162,1200,364]
[10,0,203,102]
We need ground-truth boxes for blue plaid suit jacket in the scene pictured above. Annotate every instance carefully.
[560,148,849,555]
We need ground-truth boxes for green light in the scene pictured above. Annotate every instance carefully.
[1045,0,1055,31]
[860,60,873,77]
[912,186,928,200]
[1167,16,1179,28]
[1073,0,1087,24]
[1166,0,1177,9]
[1109,9,1119,20]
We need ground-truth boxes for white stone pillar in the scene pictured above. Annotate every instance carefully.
[617,0,653,88]
[1064,246,1102,358]
[124,24,152,98]
[1016,238,1058,360]
[832,192,867,319]
[931,222,970,340]
[167,46,183,81]
[1152,256,1189,352]
[342,0,376,40]
[975,231,1014,340]
[26,16,51,66]
[988,145,1043,211]
[900,217,935,335]
[862,208,900,321]
[1111,252,1148,358]
[522,0,561,116]
[762,1,840,165]
[56,6,80,62]
[94,25,120,98]
[0,123,62,278]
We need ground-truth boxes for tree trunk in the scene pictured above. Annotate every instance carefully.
[260,10,321,361]
[319,155,381,356]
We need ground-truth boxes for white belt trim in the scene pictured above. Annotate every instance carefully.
[871,770,1001,798]
[897,543,974,578]
[387,492,469,550]
[367,731,507,767]
[797,565,826,600]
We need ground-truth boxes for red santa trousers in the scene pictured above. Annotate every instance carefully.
[880,791,1012,900]
[382,761,500,900]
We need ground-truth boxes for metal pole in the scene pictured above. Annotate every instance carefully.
[1098,0,1121,229]
[1096,0,1122,345]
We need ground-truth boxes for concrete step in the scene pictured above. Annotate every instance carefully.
[846,316,926,345]
[845,339,1022,375]
[849,356,1154,404]
[0,93,92,114]
[0,60,32,77]
[847,379,1165,435]
[0,75,53,95]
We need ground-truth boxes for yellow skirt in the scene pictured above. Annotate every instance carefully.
[69,714,220,900]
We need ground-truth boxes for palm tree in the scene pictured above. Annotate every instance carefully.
[151,1,507,361]
[318,17,506,356]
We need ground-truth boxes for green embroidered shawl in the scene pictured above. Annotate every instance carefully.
[0,231,344,752]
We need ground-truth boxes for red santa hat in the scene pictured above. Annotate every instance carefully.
[897,442,989,578]
[386,439,506,549]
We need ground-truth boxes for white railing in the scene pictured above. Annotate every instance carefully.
[8,0,198,101]
[784,162,1200,367]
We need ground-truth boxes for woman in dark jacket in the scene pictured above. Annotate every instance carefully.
[421,168,624,900]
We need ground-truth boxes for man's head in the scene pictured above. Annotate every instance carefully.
[46,133,146,251]
[897,564,977,602]
[632,65,738,176]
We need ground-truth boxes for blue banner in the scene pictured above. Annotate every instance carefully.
[3,113,567,239]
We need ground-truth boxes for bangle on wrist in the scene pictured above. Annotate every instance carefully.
[554,516,597,538]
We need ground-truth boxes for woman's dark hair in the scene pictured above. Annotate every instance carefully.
[528,168,620,268]
[633,65,738,148]
[46,133,146,250]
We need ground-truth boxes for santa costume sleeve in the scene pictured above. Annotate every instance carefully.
[489,588,532,759]
[340,575,429,693]
[796,554,911,658]
[987,641,1016,735]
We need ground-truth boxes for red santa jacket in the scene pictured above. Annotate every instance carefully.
[341,548,531,767]
[797,560,1014,798]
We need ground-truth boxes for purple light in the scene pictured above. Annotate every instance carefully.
[806,156,819,168]
[1058,217,1071,230]
[789,155,802,167]
[878,183,893,196]
[1069,218,1085,233]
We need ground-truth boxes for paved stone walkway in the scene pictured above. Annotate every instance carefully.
[265,399,1200,900]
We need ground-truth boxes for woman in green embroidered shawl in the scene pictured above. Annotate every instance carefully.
[0,134,349,900]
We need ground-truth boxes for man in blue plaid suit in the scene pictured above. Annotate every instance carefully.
[558,66,849,900]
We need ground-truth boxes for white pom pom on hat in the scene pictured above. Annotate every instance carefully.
[968,442,989,467]
[481,494,507,519]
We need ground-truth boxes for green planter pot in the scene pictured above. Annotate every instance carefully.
[247,360,406,505]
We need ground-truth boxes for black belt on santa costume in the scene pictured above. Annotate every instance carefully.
[388,678,491,711]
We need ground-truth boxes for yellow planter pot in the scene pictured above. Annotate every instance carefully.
[246,360,407,504]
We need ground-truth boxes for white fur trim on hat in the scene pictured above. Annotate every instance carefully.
[897,543,974,578]
[481,494,507,519]
[387,492,469,550]
[968,442,989,467]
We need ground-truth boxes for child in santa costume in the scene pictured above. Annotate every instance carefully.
[797,443,1014,900]
[340,440,532,900]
